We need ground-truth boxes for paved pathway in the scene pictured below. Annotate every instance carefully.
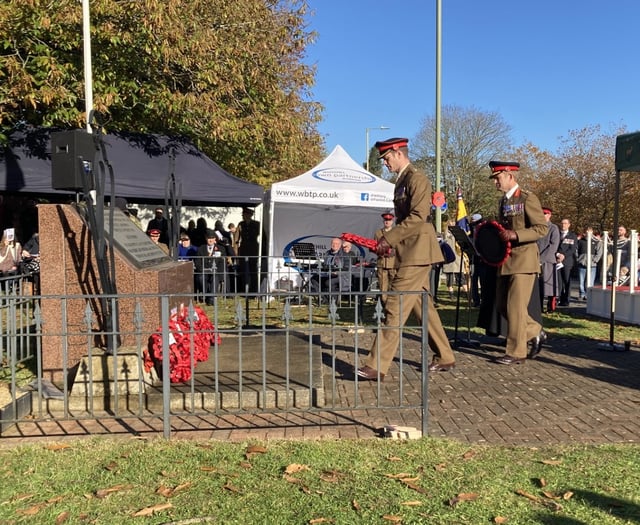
[2,318,639,447]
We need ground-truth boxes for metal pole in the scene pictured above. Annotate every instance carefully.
[608,170,621,347]
[366,128,370,172]
[434,0,442,233]
[365,126,390,173]
[82,0,94,133]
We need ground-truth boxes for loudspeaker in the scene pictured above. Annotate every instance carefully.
[51,130,96,190]
[615,131,640,172]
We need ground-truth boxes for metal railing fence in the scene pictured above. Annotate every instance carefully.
[1,260,431,439]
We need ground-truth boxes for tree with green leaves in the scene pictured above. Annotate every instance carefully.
[0,0,324,186]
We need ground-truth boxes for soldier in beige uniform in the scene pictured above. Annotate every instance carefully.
[357,138,456,381]
[374,211,396,307]
[489,161,548,365]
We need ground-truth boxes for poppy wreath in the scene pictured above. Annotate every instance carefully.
[143,305,221,383]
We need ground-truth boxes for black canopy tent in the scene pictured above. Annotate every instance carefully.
[0,127,263,206]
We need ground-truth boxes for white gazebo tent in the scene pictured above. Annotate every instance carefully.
[263,145,394,291]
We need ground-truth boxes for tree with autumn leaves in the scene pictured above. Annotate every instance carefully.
[0,0,324,186]
[413,106,640,235]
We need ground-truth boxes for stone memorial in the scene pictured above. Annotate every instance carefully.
[38,203,193,385]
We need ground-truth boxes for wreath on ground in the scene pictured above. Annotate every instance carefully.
[143,305,221,383]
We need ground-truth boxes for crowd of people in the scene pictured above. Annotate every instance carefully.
[142,206,261,303]
[0,228,40,293]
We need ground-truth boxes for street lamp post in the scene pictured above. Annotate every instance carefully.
[365,126,390,172]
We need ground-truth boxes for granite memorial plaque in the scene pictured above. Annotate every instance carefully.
[103,208,171,268]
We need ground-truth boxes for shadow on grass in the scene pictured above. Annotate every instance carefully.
[534,488,640,524]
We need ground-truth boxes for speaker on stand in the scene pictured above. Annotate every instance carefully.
[51,129,96,192]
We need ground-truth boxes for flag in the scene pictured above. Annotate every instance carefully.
[455,187,469,234]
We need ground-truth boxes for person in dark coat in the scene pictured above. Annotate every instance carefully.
[537,207,561,311]
[194,229,230,305]
[234,207,261,294]
[556,217,579,306]
[146,207,169,245]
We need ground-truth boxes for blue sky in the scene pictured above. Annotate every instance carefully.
[304,0,640,165]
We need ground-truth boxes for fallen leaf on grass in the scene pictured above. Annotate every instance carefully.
[400,479,428,495]
[285,463,310,474]
[55,511,70,524]
[448,492,478,507]
[538,478,547,487]
[200,466,217,472]
[17,503,45,516]
[515,489,562,511]
[462,450,476,460]
[384,473,413,479]
[104,461,118,471]
[387,456,402,462]
[515,489,539,502]
[283,475,311,494]
[132,502,173,517]
[17,496,63,516]
[309,518,334,524]
[95,484,133,498]
[44,443,71,451]
[542,490,574,501]
[10,493,34,502]
[540,459,563,466]
[493,516,508,524]
[400,501,423,506]
[156,482,192,498]
[352,500,361,511]
[434,463,447,471]
[245,444,267,459]
[319,470,344,483]
[382,515,403,522]
[239,461,252,469]
[223,482,241,493]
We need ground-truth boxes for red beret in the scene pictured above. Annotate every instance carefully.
[375,137,409,158]
[542,207,553,214]
[148,229,161,235]
[381,212,394,220]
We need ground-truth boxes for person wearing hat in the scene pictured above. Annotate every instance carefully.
[488,160,548,364]
[234,207,261,294]
[373,211,396,307]
[194,229,230,305]
[536,206,561,313]
[146,207,169,245]
[356,137,456,381]
[148,228,169,255]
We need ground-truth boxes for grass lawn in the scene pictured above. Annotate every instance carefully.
[1,290,639,524]
[0,437,638,524]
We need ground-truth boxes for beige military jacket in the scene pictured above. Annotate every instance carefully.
[383,164,443,268]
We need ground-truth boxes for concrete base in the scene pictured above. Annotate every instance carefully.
[72,351,157,396]
[42,332,325,414]
[587,287,640,325]
[0,393,32,435]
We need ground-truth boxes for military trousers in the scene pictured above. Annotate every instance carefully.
[496,272,542,358]
[364,264,455,374]
[376,266,397,306]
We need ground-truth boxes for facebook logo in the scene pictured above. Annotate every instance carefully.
[360,193,370,201]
